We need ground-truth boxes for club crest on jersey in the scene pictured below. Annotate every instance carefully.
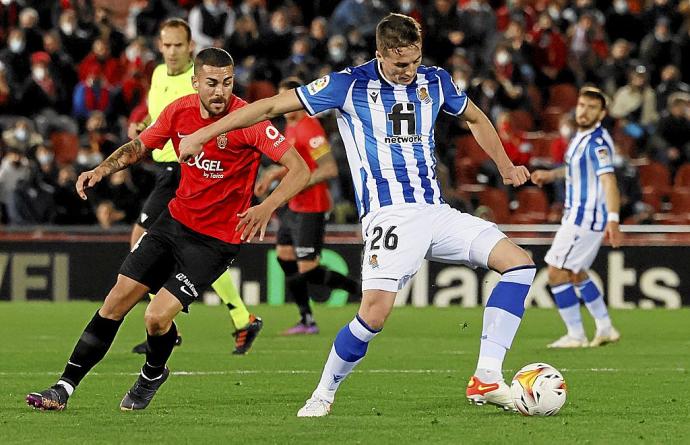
[368,254,379,269]
[307,75,330,95]
[417,86,431,104]
[217,132,228,149]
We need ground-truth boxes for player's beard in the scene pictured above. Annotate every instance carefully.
[576,114,597,131]
[201,96,227,117]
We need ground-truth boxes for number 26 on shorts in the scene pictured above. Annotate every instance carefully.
[369,226,398,250]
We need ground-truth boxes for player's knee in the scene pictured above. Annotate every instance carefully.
[144,309,172,335]
[548,267,569,285]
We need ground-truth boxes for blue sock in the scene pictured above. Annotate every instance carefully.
[313,315,380,403]
[475,265,536,382]
[576,279,612,332]
[551,283,585,338]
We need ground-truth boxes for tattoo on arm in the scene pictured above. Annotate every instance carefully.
[98,138,147,175]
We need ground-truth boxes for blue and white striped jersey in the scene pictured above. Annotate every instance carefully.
[563,124,615,231]
[295,59,468,217]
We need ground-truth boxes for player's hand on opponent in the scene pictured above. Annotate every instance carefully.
[501,165,530,187]
[604,221,622,248]
[75,168,104,200]
[178,132,204,164]
[531,169,553,187]
[236,203,273,242]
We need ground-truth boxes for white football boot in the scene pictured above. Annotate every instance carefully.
[466,376,516,411]
[589,326,621,347]
[297,396,331,417]
[547,334,589,348]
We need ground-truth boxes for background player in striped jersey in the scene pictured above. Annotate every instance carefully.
[532,87,623,349]
[180,14,537,416]
[254,77,360,335]
[128,19,262,355]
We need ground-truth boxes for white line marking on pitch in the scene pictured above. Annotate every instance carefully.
[1,368,686,377]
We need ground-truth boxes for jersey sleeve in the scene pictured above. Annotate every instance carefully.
[437,68,469,116]
[302,118,331,161]
[241,120,292,161]
[139,100,174,149]
[295,71,354,116]
[588,136,615,176]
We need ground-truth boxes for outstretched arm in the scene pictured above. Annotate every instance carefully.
[179,89,305,163]
[460,100,530,187]
[76,138,149,200]
[237,147,309,242]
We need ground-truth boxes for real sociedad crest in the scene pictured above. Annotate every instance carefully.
[217,132,228,149]
[416,86,431,104]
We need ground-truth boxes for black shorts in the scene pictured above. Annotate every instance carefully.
[137,162,181,229]
[276,209,326,260]
[120,209,239,311]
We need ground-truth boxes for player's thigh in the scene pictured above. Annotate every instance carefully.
[487,238,534,273]
[292,211,325,261]
[137,163,179,229]
[100,274,150,320]
[426,204,507,269]
[545,224,603,273]
[360,205,432,292]
[119,221,176,298]
[165,228,240,312]
[145,288,184,335]
[130,223,146,249]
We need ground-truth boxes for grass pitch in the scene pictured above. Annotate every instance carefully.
[1,302,689,444]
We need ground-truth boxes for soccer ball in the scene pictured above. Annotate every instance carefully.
[510,363,567,416]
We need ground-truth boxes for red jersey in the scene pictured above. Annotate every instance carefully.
[284,115,331,213]
[139,94,291,243]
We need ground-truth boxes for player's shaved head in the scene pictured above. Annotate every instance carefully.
[194,48,234,76]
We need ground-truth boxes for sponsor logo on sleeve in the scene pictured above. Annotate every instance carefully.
[307,75,330,95]
[596,147,611,166]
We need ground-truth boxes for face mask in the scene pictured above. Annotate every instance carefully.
[548,6,560,20]
[329,47,346,63]
[613,154,625,167]
[614,0,628,13]
[454,78,467,91]
[400,0,414,13]
[495,51,510,66]
[33,66,46,81]
[9,39,24,53]
[559,125,573,139]
[125,47,140,62]
[37,152,54,165]
[482,84,495,98]
[60,23,74,36]
[15,128,27,141]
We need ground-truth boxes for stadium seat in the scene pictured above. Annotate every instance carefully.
[673,163,690,190]
[642,188,664,213]
[541,107,564,132]
[669,189,690,214]
[527,134,558,159]
[455,156,480,187]
[547,84,579,111]
[638,161,671,196]
[508,110,534,132]
[478,187,511,224]
[49,131,79,165]
[511,186,549,223]
[526,85,543,115]
[245,80,277,103]
[456,134,490,165]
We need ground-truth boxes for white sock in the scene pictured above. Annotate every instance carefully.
[312,316,379,403]
[558,305,586,338]
[57,379,74,396]
[585,298,613,332]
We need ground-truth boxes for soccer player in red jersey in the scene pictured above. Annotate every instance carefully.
[255,77,360,335]
[26,48,309,412]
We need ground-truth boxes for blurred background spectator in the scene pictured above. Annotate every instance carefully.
[0,0,689,227]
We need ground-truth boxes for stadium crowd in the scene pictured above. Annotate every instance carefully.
[1,0,690,228]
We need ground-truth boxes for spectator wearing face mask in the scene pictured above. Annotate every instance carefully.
[610,65,659,139]
[0,28,30,87]
[308,16,329,61]
[599,39,633,97]
[18,51,69,116]
[189,0,236,49]
[605,0,644,46]
[57,9,91,63]
[325,34,350,72]
[34,143,58,186]
[18,7,42,54]
[640,17,677,85]
[0,148,30,224]
[2,119,43,153]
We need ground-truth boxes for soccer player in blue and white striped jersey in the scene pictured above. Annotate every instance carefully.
[180,14,536,416]
[532,87,622,349]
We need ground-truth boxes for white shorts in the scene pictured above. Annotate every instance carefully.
[360,203,506,292]
[544,223,604,273]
